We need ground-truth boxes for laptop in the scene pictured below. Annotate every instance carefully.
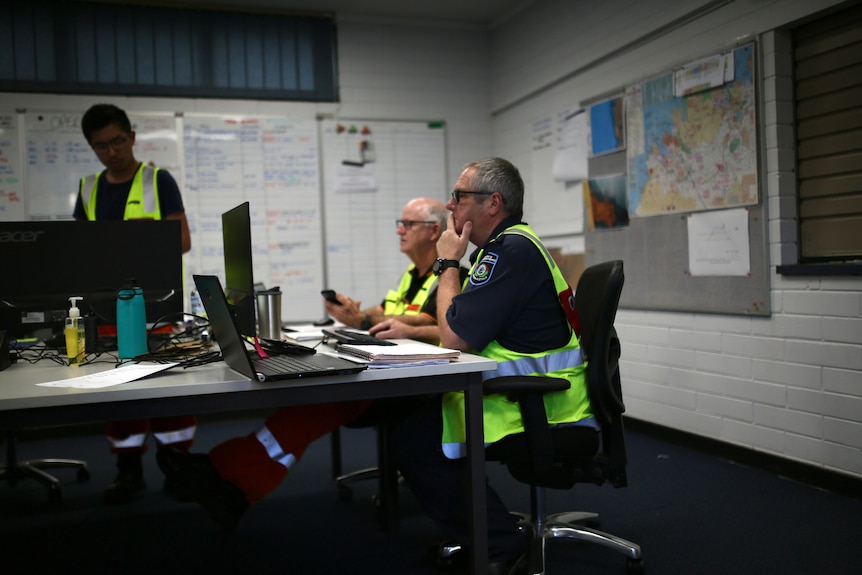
[193,275,366,382]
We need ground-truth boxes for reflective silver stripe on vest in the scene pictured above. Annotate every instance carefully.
[482,346,584,380]
[141,165,157,213]
[81,174,98,217]
[255,426,297,470]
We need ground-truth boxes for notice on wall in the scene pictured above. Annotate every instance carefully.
[687,208,750,276]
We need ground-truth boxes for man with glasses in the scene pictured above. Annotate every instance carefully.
[160,196,469,528]
[326,196,457,344]
[73,103,196,505]
[391,158,594,574]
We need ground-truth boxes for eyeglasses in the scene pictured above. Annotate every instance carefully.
[450,189,493,204]
[396,219,437,230]
[91,135,130,154]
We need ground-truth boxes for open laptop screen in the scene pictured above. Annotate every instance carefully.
[222,202,256,338]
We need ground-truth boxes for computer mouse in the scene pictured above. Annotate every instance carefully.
[313,317,335,327]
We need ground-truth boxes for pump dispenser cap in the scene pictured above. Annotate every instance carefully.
[69,296,83,319]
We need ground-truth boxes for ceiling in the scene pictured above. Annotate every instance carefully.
[174,0,535,28]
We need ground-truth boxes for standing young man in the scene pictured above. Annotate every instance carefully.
[75,103,195,505]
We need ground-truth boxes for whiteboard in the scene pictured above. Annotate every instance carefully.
[11,110,325,322]
[24,111,103,219]
[0,112,24,220]
[9,112,448,323]
[182,114,323,321]
[319,119,448,308]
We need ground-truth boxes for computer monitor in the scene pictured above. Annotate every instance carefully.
[0,219,183,341]
[221,202,257,338]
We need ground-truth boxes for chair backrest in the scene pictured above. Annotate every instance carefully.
[575,260,625,426]
[484,259,628,490]
[575,260,628,487]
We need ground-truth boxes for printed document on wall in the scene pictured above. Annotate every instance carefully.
[687,208,750,276]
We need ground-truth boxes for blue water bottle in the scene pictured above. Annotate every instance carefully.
[117,280,148,359]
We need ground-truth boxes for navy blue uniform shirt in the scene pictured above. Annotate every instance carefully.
[446,216,571,354]
[73,166,184,220]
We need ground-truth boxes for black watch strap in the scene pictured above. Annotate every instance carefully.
[360,314,372,331]
[433,258,460,275]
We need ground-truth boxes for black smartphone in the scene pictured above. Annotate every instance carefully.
[321,289,342,305]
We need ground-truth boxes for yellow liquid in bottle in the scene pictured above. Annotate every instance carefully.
[65,321,84,366]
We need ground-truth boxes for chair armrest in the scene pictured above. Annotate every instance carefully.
[483,375,570,397]
[484,376,570,474]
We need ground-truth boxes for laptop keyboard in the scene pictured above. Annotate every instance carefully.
[251,353,323,374]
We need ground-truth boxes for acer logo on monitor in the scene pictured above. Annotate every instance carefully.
[0,230,46,243]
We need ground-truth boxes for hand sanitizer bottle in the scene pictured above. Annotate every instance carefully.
[65,296,86,366]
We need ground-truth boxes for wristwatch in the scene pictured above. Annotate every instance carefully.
[432,258,460,276]
[360,314,373,331]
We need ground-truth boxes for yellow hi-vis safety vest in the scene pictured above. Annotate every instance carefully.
[382,265,437,316]
[441,223,592,459]
[79,164,162,221]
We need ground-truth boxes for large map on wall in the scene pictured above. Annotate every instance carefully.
[625,43,757,217]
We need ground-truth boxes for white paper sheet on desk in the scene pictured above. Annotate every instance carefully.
[282,321,346,341]
[36,362,178,389]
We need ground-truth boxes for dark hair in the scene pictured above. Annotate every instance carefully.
[81,103,133,144]
[462,157,524,219]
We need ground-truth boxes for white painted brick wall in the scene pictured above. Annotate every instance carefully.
[491,0,862,480]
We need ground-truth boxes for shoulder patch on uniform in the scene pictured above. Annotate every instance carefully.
[470,252,498,286]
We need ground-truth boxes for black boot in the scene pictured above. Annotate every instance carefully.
[157,447,194,502]
[104,452,145,505]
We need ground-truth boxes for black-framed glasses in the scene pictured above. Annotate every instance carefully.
[396,219,436,230]
[451,189,493,204]
[91,135,130,154]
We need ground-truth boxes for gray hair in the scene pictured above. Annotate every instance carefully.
[426,201,449,229]
[461,157,524,219]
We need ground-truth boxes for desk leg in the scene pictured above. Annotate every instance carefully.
[465,372,488,575]
[377,417,399,535]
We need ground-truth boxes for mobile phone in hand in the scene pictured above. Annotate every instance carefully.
[321,289,342,305]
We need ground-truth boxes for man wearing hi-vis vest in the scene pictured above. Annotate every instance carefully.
[391,158,596,575]
[323,197,454,342]
[74,103,195,505]
[160,197,468,529]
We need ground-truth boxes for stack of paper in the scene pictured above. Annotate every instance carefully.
[335,342,460,367]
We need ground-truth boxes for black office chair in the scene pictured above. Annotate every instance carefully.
[480,260,643,574]
[331,413,387,502]
[331,405,403,531]
[1,429,90,506]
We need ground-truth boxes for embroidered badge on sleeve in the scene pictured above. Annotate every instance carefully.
[470,252,498,286]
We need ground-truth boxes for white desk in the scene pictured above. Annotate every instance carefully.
[0,350,496,575]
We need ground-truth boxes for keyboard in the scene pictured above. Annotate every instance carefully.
[322,329,397,346]
[252,353,323,375]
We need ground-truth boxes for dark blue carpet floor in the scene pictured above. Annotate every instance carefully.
[2,414,860,575]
